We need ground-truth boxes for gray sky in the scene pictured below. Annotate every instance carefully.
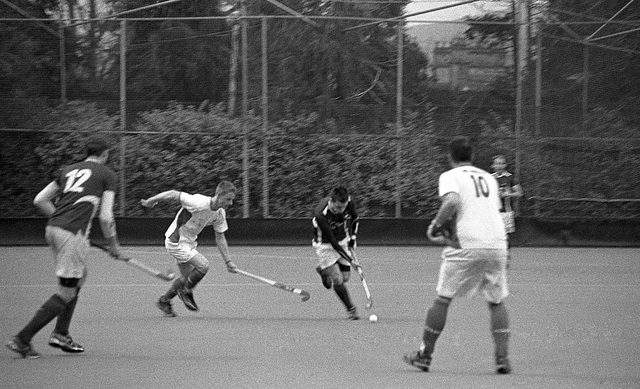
[405,0,509,22]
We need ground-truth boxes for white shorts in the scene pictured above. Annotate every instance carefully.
[165,239,200,264]
[45,226,89,279]
[501,211,515,234]
[312,238,351,270]
[436,247,509,304]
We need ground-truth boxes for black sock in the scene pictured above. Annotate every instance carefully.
[489,302,510,359]
[333,283,354,310]
[54,294,78,336]
[17,294,66,343]
[421,297,450,356]
[163,277,184,300]
[185,269,206,290]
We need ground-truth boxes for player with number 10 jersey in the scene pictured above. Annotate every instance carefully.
[438,166,507,249]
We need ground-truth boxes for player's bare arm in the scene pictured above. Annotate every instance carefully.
[215,231,237,273]
[432,192,460,226]
[348,203,359,249]
[99,190,125,260]
[508,184,523,198]
[427,192,461,248]
[33,181,60,217]
[140,190,181,208]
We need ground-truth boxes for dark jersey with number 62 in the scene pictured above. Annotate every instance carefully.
[47,160,118,235]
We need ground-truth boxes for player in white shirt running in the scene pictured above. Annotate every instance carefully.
[140,181,238,317]
[403,137,512,374]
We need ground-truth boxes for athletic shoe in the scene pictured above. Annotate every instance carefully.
[177,287,199,311]
[156,297,177,317]
[48,332,84,353]
[316,266,332,289]
[403,350,432,372]
[6,337,40,359]
[347,307,360,320]
[496,356,512,374]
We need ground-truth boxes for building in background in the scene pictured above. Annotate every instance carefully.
[431,38,512,90]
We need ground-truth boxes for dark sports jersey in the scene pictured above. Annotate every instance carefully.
[48,160,118,235]
[312,196,359,250]
[492,171,518,212]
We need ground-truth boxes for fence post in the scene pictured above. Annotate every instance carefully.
[534,20,542,218]
[119,19,127,216]
[582,43,589,130]
[59,21,67,108]
[514,0,529,206]
[261,17,269,218]
[241,0,249,218]
[395,20,404,218]
[229,21,239,116]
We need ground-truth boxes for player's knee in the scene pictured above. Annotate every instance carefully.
[195,262,210,274]
[435,296,452,307]
[59,277,79,288]
[57,278,80,302]
[488,301,505,308]
[330,270,345,286]
[191,254,210,274]
[338,263,351,282]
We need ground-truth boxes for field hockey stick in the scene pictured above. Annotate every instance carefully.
[91,243,176,281]
[235,268,310,302]
[349,248,373,309]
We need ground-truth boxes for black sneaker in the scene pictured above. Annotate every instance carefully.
[347,307,360,320]
[403,350,432,372]
[6,337,40,359]
[177,287,199,311]
[316,266,332,289]
[496,356,512,374]
[156,297,177,317]
[48,333,84,353]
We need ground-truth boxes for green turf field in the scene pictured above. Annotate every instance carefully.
[1,245,639,388]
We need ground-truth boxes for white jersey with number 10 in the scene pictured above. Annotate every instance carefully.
[438,166,507,249]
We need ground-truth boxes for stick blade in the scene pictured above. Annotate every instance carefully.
[157,271,176,281]
[126,259,176,282]
[237,267,309,301]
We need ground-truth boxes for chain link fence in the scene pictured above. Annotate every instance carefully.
[2,12,639,220]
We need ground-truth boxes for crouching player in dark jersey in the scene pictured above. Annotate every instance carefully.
[312,186,360,320]
[6,135,125,359]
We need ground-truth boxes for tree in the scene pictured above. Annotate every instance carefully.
[542,0,640,115]
[465,1,640,120]
[246,0,428,121]
[0,0,60,126]
[107,0,233,104]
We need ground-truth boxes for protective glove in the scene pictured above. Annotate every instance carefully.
[348,235,357,249]
[107,245,129,261]
[225,260,238,273]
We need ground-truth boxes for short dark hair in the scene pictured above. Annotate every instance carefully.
[216,180,237,196]
[85,135,110,157]
[492,154,506,163]
[449,136,473,163]
[330,186,349,203]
